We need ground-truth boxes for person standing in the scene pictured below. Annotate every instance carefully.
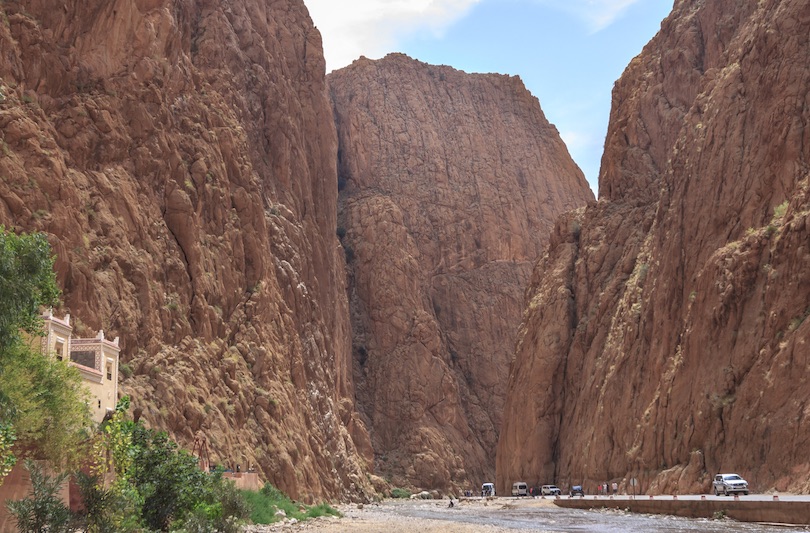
[612,482,618,495]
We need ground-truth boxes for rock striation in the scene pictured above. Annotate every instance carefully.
[0,0,375,501]
[328,54,594,491]
[497,0,810,495]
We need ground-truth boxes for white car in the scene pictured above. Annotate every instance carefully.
[541,485,561,495]
[712,473,749,495]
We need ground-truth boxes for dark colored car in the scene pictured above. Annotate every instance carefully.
[570,485,584,497]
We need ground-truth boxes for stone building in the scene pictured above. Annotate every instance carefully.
[34,310,120,423]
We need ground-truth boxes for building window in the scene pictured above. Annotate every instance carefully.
[54,340,64,361]
[106,363,112,381]
[98,400,101,409]
[72,350,96,368]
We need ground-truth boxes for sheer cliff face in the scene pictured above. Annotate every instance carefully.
[0,0,374,501]
[328,54,594,491]
[498,0,810,495]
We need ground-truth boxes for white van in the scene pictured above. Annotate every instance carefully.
[481,482,495,497]
[511,481,528,496]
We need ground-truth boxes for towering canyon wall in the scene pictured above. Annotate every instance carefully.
[328,54,594,491]
[498,0,810,495]
[0,0,375,501]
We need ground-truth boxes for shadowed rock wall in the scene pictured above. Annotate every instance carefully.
[329,54,594,491]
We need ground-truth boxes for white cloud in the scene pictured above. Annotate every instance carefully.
[533,0,641,32]
[559,129,593,154]
[303,0,482,71]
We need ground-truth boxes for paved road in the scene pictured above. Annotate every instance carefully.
[553,493,810,502]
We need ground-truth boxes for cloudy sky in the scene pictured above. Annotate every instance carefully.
[303,0,673,194]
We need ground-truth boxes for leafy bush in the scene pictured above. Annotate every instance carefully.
[86,397,248,532]
[179,472,250,533]
[119,363,134,378]
[129,426,213,531]
[74,471,123,533]
[0,343,91,469]
[305,502,341,519]
[390,487,412,499]
[6,459,71,533]
[242,483,340,525]
[773,200,789,220]
[0,420,16,479]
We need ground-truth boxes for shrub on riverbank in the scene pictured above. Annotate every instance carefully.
[390,487,412,499]
[241,483,341,524]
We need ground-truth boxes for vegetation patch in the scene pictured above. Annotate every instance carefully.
[390,487,412,499]
[241,483,341,525]
[788,306,810,332]
[772,200,789,220]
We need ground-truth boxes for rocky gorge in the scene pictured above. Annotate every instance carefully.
[1,0,808,504]
[0,0,591,499]
[328,54,592,491]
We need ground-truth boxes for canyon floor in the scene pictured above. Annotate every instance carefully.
[244,497,803,532]
[245,498,554,533]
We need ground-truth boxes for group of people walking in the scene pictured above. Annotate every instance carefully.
[598,482,619,495]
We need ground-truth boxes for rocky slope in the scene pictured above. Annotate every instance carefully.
[497,0,810,495]
[328,54,594,491]
[0,0,375,501]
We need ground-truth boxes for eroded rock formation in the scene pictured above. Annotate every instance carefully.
[329,54,594,491]
[498,0,810,495]
[0,0,375,501]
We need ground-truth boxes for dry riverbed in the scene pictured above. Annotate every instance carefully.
[242,496,810,533]
[243,497,557,533]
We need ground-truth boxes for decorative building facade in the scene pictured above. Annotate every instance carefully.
[36,310,120,423]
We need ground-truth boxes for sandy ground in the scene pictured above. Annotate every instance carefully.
[243,497,558,533]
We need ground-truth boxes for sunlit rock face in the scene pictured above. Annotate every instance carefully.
[497,0,810,496]
[328,53,594,492]
[0,0,375,501]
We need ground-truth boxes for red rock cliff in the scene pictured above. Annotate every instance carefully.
[0,0,374,501]
[328,54,594,491]
[498,0,810,495]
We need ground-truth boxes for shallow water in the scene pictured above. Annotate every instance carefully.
[389,502,810,532]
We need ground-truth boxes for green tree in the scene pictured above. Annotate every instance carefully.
[130,426,211,530]
[0,227,60,350]
[5,459,72,533]
[0,227,89,478]
[0,341,91,469]
[85,397,142,531]
[73,469,142,533]
[89,397,248,531]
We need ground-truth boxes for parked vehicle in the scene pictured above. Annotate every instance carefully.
[511,481,528,496]
[570,485,584,497]
[481,482,495,497]
[713,473,749,495]
[541,485,561,496]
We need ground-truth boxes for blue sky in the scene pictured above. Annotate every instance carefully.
[304,0,673,194]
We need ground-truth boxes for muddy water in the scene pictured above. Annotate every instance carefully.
[390,502,810,532]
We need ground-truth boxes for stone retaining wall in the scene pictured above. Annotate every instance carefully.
[554,496,810,525]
